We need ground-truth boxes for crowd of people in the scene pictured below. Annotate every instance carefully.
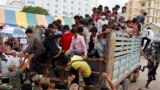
[0,4,159,90]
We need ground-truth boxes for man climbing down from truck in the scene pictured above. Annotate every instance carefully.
[141,27,154,52]
[43,28,70,79]
[21,28,46,74]
[140,56,154,72]
[145,61,159,88]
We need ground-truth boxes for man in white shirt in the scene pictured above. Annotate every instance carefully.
[117,6,128,22]
[97,13,109,32]
[141,27,155,51]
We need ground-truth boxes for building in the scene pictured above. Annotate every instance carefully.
[0,4,22,11]
[0,0,98,17]
[25,0,98,17]
[1,0,98,17]
[126,0,160,24]
[0,0,24,11]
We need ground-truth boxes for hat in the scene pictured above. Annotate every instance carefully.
[8,62,16,71]
[32,74,43,82]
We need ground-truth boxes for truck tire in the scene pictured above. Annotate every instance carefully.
[122,79,130,90]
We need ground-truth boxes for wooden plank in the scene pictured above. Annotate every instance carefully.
[115,50,129,57]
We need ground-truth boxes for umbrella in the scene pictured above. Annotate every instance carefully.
[1,27,26,37]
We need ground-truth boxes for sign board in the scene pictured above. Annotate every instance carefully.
[20,38,27,44]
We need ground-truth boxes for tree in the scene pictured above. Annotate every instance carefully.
[22,6,49,15]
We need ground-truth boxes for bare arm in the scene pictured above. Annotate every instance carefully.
[107,77,116,90]
[20,54,34,71]
[97,29,111,38]
[102,73,116,90]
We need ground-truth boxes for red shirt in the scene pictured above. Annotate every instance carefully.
[61,32,73,52]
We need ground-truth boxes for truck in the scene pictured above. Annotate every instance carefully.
[84,30,141,90]
[0,30,141,90]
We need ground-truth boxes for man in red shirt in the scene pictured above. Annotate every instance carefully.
[61,25,73,52]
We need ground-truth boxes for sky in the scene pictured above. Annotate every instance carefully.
[98,0,129,10]
[0,0,7,5]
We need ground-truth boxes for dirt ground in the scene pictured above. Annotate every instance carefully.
[130,56,160,90]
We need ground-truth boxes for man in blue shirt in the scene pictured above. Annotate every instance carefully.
[137,12,147,25]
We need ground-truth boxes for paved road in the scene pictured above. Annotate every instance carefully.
[130,56,160,90]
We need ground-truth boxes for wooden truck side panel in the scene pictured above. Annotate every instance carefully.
[107,31,141,86]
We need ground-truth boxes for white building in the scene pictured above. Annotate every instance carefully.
[0,0,24,11]
[1,0,98,17]
[25,0,98,17]
[126,0,160,24]
[0,4,22,11]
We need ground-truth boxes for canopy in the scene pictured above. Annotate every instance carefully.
[1,27,26,37]
[0,9,74,28]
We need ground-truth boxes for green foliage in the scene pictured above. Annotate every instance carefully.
[22,6,49,15]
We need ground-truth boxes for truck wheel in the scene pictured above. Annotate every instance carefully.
[122,79,130,90]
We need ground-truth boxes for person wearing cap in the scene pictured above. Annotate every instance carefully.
[69,28,87,58]
[8,56,30,90]
[22,28,45,74]
[61,25,73,52]
[32,74,43,90]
